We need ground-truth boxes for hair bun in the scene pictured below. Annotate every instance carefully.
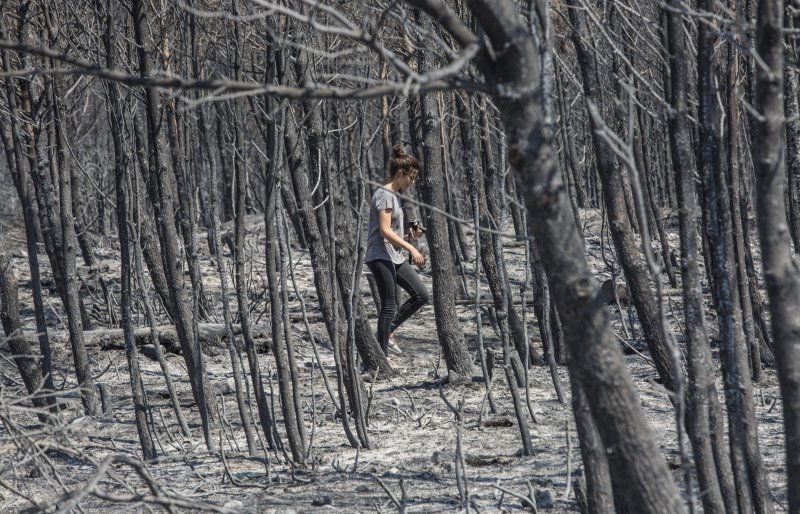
[392,144,406,159]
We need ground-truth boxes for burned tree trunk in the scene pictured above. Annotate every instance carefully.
[478,101,543,369]
[407,1,683,510]
[415,12,473,382]
[0,227,49,419]
[284,105,369,449]
[566,0,682,395]
[785,8,800,252]
[698,0,773,510]
[49,57,98,415]
[664,3,731,511]
[131,0,215,449]
[0,28,56,407]
[101,0,155,458]
[753,1,800,512]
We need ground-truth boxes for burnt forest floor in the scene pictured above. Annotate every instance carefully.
[0,208,788,513]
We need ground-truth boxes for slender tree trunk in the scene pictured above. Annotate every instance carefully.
[264,177,307,463]
[414,11,473,382]
[698,0,773,510]
[0,227,49,420]
[567,0,681,394]
[50,65,98,415]
[726,37,761,382]
[664,4,729,511]
[634,108,677,288]
[784,8,800,251]
[284,106,367,448]
[479,101,543,369]
[131,0,216,449]
[99,0,155,457]
[753,1,800,512]
[0,28,56,409]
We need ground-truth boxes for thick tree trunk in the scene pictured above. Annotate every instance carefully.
[407,1,683,510]
[570,378,614,513]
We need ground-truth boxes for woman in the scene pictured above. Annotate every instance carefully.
[365,144,429,366]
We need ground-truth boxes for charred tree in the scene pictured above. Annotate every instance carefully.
[753,1,800,512]
[414,12,474,382]
[566,0,682,395]
[664,3,732,511]
[407,1,683,510]
[131,0,216,449]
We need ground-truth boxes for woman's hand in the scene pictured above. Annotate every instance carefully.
[410,248,425,266]
[406,225,424,241]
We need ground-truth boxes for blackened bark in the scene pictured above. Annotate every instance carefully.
[225,6,260,455]
[571,378,614,513]
[293,56,386,373]
[698,0,772,510]
[101,0,155,458]
[556,63,589,211]
[785,10,800,251]
[264,177,307,463]
[457,91,499,413]
[753,1,800,512]
[0,228,49,419]
[415,13,473,382]
[567,0,681,394]
[479,102,543,368]
[50,71,98,415]
[634,109,678,289]
[131,0,216,449]
[284,106,368,448]
[0,30,56,407]
[726,40,761,381]
[664,4,729,511]
[131,116,177,323]
[408,1,683,510]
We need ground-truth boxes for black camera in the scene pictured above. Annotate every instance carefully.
[410,219,426,233]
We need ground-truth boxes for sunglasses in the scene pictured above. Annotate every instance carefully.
[405,170,418,182]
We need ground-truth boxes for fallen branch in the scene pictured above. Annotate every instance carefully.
[26,324,270,357]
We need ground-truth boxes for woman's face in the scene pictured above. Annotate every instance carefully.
[402,168,418,188]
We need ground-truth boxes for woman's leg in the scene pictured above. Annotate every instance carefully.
[391,261,429,332]
[366,260,397,353]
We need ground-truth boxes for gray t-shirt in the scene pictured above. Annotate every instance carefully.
[365,187,405,265]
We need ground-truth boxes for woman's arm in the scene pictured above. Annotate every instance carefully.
[379,209,425,265]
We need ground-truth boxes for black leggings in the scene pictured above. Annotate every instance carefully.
[366,259,429,354]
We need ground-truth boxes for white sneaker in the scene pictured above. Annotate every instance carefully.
[388,333,403,354]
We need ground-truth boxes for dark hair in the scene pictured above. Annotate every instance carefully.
[388,144,420,178]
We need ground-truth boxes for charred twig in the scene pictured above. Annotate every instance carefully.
[376,477,407,513]
[492,483,537,512]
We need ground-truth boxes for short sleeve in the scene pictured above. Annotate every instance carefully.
[373,189,394,211]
